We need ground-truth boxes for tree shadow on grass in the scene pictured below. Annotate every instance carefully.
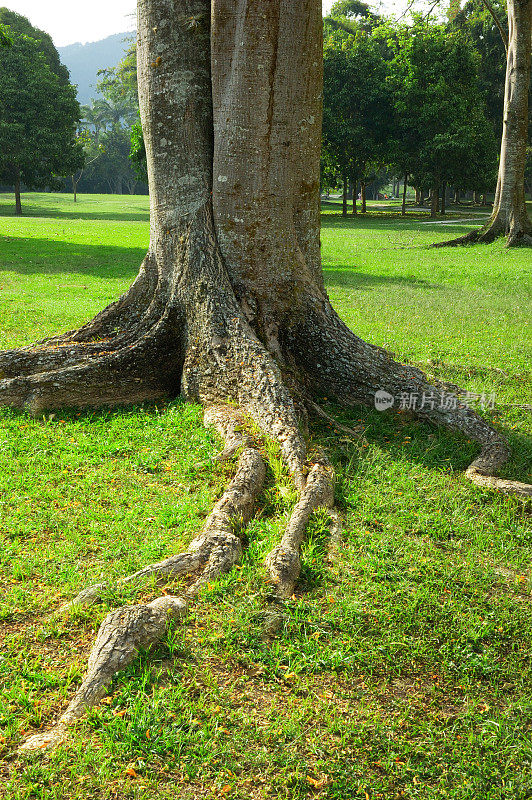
[0,194,150,223]
[0,236,145,279]
[318,403,532,498]
[323,266,444,291]
[320,209,484,241]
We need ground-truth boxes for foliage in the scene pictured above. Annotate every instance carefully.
[0,7,70,84]
[322,10,501,200]
[130,119,148,183]
[322,21,392,192]
[0,12,83,210]
[453,0,508,141]
[75,39,146,195]
[387,20,498,192]
[0,22,11,46]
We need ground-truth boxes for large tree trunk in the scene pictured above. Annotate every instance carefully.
[6,0,531,754]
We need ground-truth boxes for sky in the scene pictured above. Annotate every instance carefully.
[2,1,355,47]
[2,1,137,47]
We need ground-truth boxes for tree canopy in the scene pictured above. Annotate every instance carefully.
[0,10,83,214]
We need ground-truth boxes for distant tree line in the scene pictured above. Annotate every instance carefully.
[321,0,530,218]
[73,39,148,197]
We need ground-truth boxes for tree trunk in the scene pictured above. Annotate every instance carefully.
[14,172,22,215]
[438,0,532,246]
[490,0,532,244]
[361,181,366,213]
[342,174,348,217]
[401,173,408,215]
[441,182,447,215]
[430,183,440,217]
[352,182,358,215]
[6,0,531,754]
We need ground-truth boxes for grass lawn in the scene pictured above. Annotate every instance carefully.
[0,192,531,800]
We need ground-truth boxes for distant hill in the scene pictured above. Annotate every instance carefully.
[58,31,134,105]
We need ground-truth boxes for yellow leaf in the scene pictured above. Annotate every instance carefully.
[307,775,330,788]
[125,767,138,778]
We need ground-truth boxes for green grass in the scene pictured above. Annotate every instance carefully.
[0,192,531,800]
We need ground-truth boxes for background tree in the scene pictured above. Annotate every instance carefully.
[323,21,392,214]
[440,0,532,245]
[389,19,498,216]
[73,40,145,195]
[0,10,83,214]
[2,0,529,754]
[0,7,70,84]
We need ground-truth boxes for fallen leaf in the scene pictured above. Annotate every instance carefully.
[307,775,330,788]
[125,767,138,778]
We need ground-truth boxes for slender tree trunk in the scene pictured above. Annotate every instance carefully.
[14,172,22,216]
[438,0,532,246]
[490,0,532,244]
[441,182,447,215]
[342,174,348,217]
[430,183,440,218]
[402,174,408,215]
[361,181,366,213]
[454,188,460,204]
[352,181,357,215]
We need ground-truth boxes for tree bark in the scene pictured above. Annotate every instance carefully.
[401,173,408,215]
[4,0,531,753]
[441,182,447,215]
[361,181,366,213]
[352,182,358,214]
[14,171,22,215]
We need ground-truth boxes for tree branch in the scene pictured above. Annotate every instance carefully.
[478,0,508,53]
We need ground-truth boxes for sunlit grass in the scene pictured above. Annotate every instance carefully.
[0,192,531,800]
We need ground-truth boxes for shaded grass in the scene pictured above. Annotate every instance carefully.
[0,192,531,800]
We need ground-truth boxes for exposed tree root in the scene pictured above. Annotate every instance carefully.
[62,406,266,613]
[19,595,187,753]
[431,220,532,249]
[286,300,532,499]
[19,404,267,753]
[266,459,335,600]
